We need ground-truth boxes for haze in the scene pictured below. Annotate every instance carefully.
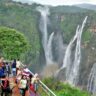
[12,0,96,6]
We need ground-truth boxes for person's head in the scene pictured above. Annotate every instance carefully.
[6,62,8,65]
[22,75,26,79]
[13,59,16,62]
[0,57,4,63]
[29,74,33,79]
[34,73,39,78]
[2,62,6,66]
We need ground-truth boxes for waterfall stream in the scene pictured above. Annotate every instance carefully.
[87,63,96,95]
[37,6,54,65]
[57,16,88,86]
[68,16,88,85]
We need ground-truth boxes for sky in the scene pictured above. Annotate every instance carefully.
[12,0,96,6]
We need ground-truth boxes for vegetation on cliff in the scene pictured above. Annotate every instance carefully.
[43,78,90,96]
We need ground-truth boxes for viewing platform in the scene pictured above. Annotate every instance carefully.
[0,58,56,96]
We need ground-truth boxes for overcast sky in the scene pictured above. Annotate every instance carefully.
[12,0,96,6]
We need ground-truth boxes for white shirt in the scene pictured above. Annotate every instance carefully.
[19,79,27,89]
[16,61,21,68]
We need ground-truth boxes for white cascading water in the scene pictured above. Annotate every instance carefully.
[37,6,54,64]
[62,26,79,69]
[56,16,88,85]
[47,32,54,64]
[56,26,79,75]
[67,16,88,85]
[64,26,80,80]
[37,6,49,55]
[87,63,96,95]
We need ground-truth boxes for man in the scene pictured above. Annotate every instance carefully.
[12,59,16,76]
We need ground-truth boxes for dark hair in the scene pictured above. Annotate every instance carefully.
[29,74,33,79]
[21,75,26,79]
[2,75,6,78]
[14,59,16,62]
[6,62,8,65]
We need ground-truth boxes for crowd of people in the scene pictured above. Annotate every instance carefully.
[0,57,40,96]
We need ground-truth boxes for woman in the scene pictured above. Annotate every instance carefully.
[19,75,28,96]
[31,73,39,93]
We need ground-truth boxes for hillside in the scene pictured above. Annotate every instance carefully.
[43,78,90,96]
[75,3,96,11]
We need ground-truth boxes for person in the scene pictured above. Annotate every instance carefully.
[6,62,11,77]
[16,68,22,83]
[0,57,4,67]
[16,59,23,75]
[1,76,11,96]
[12,59,16,76]
[0,67,5,78]
[2,62,7,76]
[9,77,16,91]
[19,75,28,96]
[22,66,30,78]
[29,74,33,84]
[29,74,35,93]
[31,73,39,93]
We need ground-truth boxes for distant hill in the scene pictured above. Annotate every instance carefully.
[75,3,96,11]
[51,5,88,13]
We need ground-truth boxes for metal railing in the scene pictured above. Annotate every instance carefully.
[28,69,57,96]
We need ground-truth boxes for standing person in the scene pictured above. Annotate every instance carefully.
[31,73,39,94]
[16,59,23,75]
[0,57,4,67]
[2,62,7,77]
[29,74,33,85]
[1,76,11,96]
[29,74,35,93]
[19,75,28,96]
[6,62,11,77]
[12,59,16,76]
[0,67,5,78]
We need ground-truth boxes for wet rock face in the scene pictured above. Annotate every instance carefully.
[52,31,66,66]
[79,32,96,86]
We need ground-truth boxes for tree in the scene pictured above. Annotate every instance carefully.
[0,26,29,59]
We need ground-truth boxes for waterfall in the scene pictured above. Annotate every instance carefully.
[64,26,80,80]
[56,16,88,85]
[56,26,79,75]
[87,63,96,95]
[37,6,49,54]
[37,6,54,64]
[47,32,54,64]
[62,26,79,69]
[67,16,88,85]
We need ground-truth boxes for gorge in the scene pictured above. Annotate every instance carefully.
[0,0,96,95]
